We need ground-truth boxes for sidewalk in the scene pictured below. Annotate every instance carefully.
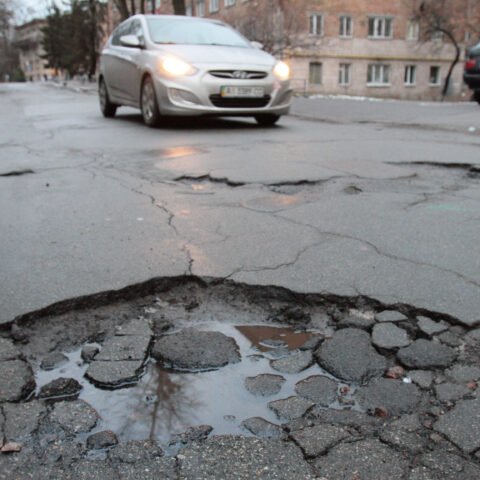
[47,79,98,95]
[291,95,480,134]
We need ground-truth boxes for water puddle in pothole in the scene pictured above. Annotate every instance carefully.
[35,323,359,449]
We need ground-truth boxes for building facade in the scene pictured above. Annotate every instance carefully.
[14,19,54,82]
[148,0,478,100]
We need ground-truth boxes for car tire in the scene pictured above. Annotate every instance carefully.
[255,114,280,126]
[99,78,117,118]
[474,90,480,104]
[141,76,161,127]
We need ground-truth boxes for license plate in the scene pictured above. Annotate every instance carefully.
[220,86,264,98]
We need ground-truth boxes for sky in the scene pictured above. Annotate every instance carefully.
[13,0,62,23]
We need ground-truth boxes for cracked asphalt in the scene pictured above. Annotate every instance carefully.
[2,83,480,479]
[1,83,480,326]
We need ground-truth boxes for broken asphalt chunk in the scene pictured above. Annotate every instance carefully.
[0,338,22,362]
[114,318,152,337]
[434,382,471,403]
[0,360,35,402]
[434,398,480,453]
[244,374,285,397]
[371,322,411,350]
[294,375,338,406]
[240,417,286,440]
[93,335,151,362]
[86,430,118,450]
[270,350,313,374]
[169,425,213,446]
[268,396,314,421]
[290,424,351,458]
[151,328,240,371]
[356,378,421,416]
[40,352,69,371]
[38,377,82,400]
[2,401,46,442]
[316,328,387,383]
[417,316,448,336]
[375,310,408,323]
[397,339,457,368]
[49,399,99,435]
[379,414,426,454]
[85,360,145,388]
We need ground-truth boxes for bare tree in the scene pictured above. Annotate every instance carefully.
[172,0,186,15]
[222,0,308,56]
[112,0,130,20]
[412,0,465,99]
[0,0,20,80]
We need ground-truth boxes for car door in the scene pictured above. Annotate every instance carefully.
[103,20,144,106]
[121,19,146,107]
[101,21,130,102]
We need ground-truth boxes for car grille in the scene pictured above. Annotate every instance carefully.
[209,95,271,108]
[209,70,268,80]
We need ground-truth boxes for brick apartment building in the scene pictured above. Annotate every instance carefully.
[14,19,55,82]
[136,0,478,100]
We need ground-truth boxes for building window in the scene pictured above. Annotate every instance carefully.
[309,14,323,35]
[429,66,441,85]
[209,0,219,12]
[431,30,444,41]
[404,65,416,85]
[196,0,205,16]
[309,62,322,85]
[368,16,393,39]
[339,63,351,85]
[225,0,236,6]
[367,64,391,85]
[406,20,419,40]
[339,15,352,37]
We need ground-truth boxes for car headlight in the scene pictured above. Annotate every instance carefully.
[273,61,290,81]
[158,56,197,77]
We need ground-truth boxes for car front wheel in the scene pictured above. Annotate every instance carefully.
[141,76,161,127]
[99,78,117,118]
[255,114,280,126]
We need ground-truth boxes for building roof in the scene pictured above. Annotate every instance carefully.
[15,18,47,32]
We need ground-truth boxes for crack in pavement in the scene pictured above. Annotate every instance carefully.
[0,169,35,177]
[0,405,5,446]
[227,203,480,290]
[388,161,480,172]
[155,202,179,235]
[175,173,348,191]
[175,174,246,188]
[224,240,330,279]
[107,168,480,292]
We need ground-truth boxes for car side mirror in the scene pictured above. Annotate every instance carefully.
[251,41,264,50]
[120,35,143,48]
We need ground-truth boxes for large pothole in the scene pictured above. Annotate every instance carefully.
[1,277,480,479]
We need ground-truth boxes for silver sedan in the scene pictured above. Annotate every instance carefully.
[98,14,292,127]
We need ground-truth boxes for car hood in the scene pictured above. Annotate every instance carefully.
[150,44,276,67]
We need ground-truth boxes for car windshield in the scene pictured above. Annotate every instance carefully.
[146,17,251,47]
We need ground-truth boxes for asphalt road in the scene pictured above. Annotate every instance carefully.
[1,83,480,326]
